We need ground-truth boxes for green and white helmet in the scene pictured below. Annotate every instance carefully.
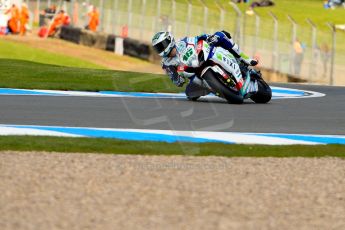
[152,31,175,57]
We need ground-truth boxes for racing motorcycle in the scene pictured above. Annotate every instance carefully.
[179,40,272,104]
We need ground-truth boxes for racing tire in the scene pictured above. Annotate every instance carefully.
[203,69,243,104]
[250,78,272,103]
[187,96,200,101]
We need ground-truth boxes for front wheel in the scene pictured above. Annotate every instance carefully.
[250,78,272,103]
[202,69,243,104]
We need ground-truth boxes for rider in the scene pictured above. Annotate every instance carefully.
[152,30,259,99]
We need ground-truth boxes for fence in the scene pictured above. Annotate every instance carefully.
[27,0,345,85]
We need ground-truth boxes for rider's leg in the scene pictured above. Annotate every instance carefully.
[185,76,211,99]
[213,31,258,66]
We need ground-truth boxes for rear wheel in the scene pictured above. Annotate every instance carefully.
[202,69,243,104]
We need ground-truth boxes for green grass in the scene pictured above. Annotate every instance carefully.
[0,39,104,69]
[0,136,344,157]
[0,39,179,92]
[234,0,345,29]
[0,59,181,92]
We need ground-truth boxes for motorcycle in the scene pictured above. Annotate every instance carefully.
[179,39,272,104]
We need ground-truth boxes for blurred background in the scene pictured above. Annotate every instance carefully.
[1,0,345,85]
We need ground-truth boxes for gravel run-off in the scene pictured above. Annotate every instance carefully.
[1,151,345,230]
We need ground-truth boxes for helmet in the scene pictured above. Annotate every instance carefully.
[152,31,175,57]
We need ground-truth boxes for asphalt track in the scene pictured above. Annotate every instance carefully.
[0,83,344,135]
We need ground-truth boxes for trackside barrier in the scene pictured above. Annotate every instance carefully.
[106,34,116,52]
[60,26,81,44]
[115,37,124,56]
[123,37,150,60]
[106,35,125,56]
[59,25,154,61]
[79,29,96,46]
[93,32,108,50]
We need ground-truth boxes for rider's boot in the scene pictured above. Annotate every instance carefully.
[185,76,211,100]
[238,52,258,67]
[229,42,258,66]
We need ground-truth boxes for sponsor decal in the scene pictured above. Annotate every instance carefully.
[216,53,223,61]
[182,48,194,62]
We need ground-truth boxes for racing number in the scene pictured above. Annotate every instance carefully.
[183,48,194,62]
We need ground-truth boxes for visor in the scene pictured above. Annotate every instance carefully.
[153,37,171,54]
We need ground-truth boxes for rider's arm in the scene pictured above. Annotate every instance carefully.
[196,34,210,41]
[177,65,195,79]
[162,64,185,87]
[207,31,258,66]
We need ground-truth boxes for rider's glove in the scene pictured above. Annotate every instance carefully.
[206,34,220,46]
[249,59,259,66]
[241,57,259,66]
[163,65,185,87]
[175,75,185,87]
